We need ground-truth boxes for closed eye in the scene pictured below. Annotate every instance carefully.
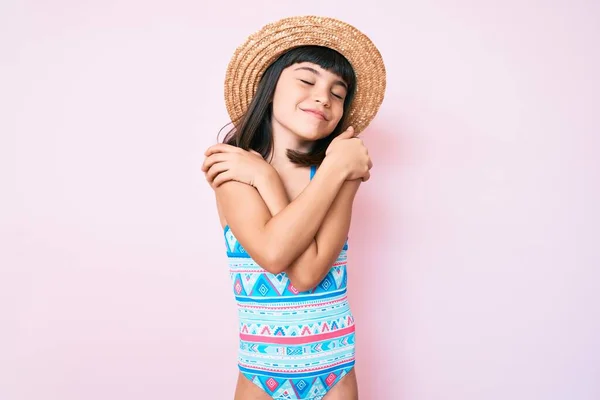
[300,79,344,100]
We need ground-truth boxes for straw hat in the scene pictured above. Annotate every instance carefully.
[224,15,386,134]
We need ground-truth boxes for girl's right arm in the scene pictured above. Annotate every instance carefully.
[256,173,361,292]
[215,154,350,274]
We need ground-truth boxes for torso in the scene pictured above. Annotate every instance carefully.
[220,163,358,399]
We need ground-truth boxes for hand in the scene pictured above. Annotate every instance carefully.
[325,126,373,181]
[201,144,273,188]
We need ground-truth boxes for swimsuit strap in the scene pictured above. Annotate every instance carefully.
[310,164,317,181]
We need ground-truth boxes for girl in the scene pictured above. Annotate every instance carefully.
[201,16,386,400]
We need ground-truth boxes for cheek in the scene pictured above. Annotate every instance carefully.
[272,88,301,113]
[330,105,345,125]
[272,101,295,123]
[271,93,291,116]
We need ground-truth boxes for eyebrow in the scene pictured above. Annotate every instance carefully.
[294,66,348,90]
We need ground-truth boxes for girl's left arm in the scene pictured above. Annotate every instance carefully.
[285,179,360,291]
[255,169,361,292]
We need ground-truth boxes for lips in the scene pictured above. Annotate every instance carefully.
[302,108,327,121]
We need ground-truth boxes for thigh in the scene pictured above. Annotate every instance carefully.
[234,372,272,400]
[322,368,359,400]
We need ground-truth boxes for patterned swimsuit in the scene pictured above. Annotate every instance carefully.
[224,165,356,400]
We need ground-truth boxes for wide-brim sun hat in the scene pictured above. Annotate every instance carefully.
[224,15,386,134]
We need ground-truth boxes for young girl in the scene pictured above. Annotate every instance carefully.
[201,16,386,400]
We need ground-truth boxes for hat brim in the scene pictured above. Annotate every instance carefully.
[224,16,386,134]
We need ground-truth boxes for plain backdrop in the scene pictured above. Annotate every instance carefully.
[2,1,599,399]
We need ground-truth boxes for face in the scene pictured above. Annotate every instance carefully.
[271,62,348,142]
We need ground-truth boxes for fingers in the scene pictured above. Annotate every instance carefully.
[201,153,231,172]
[204,143,242,156]
[333,126,355,141]
[355,157,373,183]
[361,171,371,182]
[326,127,355,157]
[212,170,233,188]
[205,161,229,183]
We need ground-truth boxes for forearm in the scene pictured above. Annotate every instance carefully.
[254,170,290,217]
[254,167,320,277]
[254,157,346,270]
[256,166,360,291]
[285,180,360,291]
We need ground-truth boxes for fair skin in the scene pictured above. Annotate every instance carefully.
[202,62,370,399]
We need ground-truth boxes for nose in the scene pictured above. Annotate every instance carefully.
[313,87,330,108]
[315,98,330,108]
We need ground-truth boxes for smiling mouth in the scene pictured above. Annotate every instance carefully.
[302,109,327,121]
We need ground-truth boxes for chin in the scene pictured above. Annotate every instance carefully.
[292,125,333,142]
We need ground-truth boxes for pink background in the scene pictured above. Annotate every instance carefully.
[2,1,599,399]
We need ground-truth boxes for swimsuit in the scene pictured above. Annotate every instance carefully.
[224,165,356,399]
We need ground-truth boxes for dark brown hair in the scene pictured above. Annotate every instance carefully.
[219,45,357,166]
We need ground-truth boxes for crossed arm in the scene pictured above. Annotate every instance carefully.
[215,156,361,291]
[254,164,361,291]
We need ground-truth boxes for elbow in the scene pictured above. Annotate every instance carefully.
[289,279,315,293]
[262,263,288,275]
[257,249,289,275]
[288,268,322,293]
